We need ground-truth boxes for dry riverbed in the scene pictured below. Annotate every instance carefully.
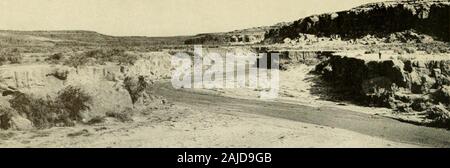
[0,102,419,148]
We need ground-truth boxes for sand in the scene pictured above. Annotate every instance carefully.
[0,103,419,148]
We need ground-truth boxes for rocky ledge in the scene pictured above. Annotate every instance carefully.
[315,54,450,126]
[265,0,450,43]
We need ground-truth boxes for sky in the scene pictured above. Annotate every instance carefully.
[0,0,388,37]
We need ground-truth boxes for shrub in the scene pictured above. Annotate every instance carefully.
[56,86,92,121]
[438,46,449,54]
[8,56,22,64]
[106,108,133,122]
[0,106,15,129]
[8,86,92,129]
[9,94,66,129]
[45,53,64,64]
[426,104,450,129]
[0,48,23,65]
[168,50,178,55]
[123,76,148,104]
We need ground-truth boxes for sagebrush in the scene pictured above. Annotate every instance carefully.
[8,86,92,129]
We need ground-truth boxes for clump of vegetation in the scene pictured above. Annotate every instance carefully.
[49,53,63,60]
[0,106,15,130]
[57,86,92,121]
[106,108,133,122]
[44,53,64,64]
[123,76,148,104]
[0,48,23,65]
[9,94,66,129]
[47,69,69,80]
[403,47,416,54]
[426,104,450,129]
[8,86,92,129]
[424,46,449,54]
[64,48,139,67]
[391,46,417,55]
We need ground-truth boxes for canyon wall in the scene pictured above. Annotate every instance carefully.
[315,55,450,114]
[265,0,450,43]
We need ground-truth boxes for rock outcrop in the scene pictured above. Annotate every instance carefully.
[0,54,172,128]
[315,54,450,113]
[265,0,450,43]
[255,47,334,70]
[185,33,265,45]
[184,22,290,45]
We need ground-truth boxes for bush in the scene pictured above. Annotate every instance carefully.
[57,86,92,121]
[9,94,66,129]
[0,106,15,129]
[45,53,64,64]
[8,86,92,129]
[0,48,23,65]
[426,104,450,129]
[438,46,449,54]
[123,76,148,104]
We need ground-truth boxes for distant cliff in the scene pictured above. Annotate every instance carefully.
[264,0,450,43]
[184,22,290,45]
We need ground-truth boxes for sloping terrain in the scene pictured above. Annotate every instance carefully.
[0,30,192,47]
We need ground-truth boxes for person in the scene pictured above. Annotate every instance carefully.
[378,51,382,59]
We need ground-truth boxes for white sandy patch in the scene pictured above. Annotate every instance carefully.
[0,103,420,148]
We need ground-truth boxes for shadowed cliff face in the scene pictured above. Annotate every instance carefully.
[265,0,450,43]
[315,54,450,116]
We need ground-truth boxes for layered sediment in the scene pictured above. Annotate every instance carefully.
[315,54,450,115]
[265,0,450,43]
